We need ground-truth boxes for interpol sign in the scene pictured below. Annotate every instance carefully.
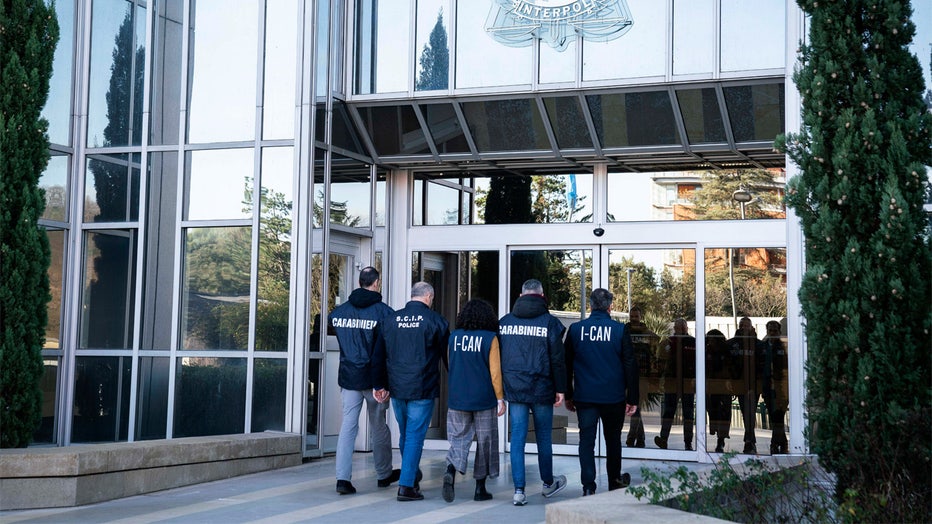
[486,0,633,52]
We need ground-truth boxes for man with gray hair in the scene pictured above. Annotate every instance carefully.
[499,279,568,506]
[373,281,450,501]
[564,288,639,495]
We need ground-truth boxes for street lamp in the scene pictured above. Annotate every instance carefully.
[728,187,754,328]
[732,187,753,220]
[625,267,635,313]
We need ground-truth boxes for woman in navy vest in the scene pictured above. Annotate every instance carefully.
[442,299,505,503]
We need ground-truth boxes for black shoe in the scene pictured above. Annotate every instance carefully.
[654,436,668,449]
[397,485,424,501]
[583,488,595,496]
[442,464,456,503]
[474,480,493,501]
[743,442,757,454]
[635,440,645,448]
[685,442,693,451]
[414,468,423,490]
[715,437,725,453]
[625,437,636,447]
[378,469,401,487]
[609,473,631,491]
[336,480,356,495]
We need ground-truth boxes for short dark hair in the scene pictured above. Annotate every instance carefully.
[455,299,499,332]
[589,288,613,312]
[359,266,380,288]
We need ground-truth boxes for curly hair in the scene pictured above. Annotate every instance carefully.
[455,299,499,332]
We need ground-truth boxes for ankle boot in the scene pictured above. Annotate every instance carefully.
[474,478,493,501]
[442,463,456,503]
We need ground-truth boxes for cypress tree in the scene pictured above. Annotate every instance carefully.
[0,0,59,448]
[780,1,931,520]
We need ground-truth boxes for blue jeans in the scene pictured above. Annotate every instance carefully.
[391,398,434,488]
[508,402,554,490]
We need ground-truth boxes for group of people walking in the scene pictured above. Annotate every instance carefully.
[329,266,786,505]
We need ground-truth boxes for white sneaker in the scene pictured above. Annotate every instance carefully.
[542,474,567,498]
[513,490,527,506]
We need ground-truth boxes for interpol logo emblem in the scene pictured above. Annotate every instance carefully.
[486,0,633,52]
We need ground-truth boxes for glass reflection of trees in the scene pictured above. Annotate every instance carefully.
[416,8,448,91]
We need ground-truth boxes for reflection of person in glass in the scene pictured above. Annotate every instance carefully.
[727,317,764,454]
[705,329,732,452]
[564,288,639,495]
[329,267,398,495]
[625,305,655,448]
[763,320,789,454]
[655,318,696,451]
[442,299,506,504]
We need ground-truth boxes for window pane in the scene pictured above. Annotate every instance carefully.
[724,84,785,142]
[415,0,449,91]
[257,147,294,351]
[421,103,470,154]
[137,356,169,440]
[72,356,132,442]
[461,99,550,152]
[45,0,74,145]
[704,247,787,455]
[40,155,69,222]
[85,153,141,222]
[252,358,287,432]
[721,0,785,72]
[80,230,138,349]
[426,181,460,225]
[331,153,371,228]
[673,0,715,76]
[173,357,246,437]
[357,105,430,156]
[331,101,366,155]
[182,227,252,350]
[141,152,180,350]
[676,88,726,144]
[186,149,254,221]
[540,40,576,84]
[187,0,258,143]
[45,229,65,349]
[315,0,330,98]
[472,173,592,225]
[375,173,387,227]
[87,0,146,148]
[456,1,531,88]
[150,0,184,146]
[263,0,298,140]
[587,92,680,148]
[583,0,665,81]
[542,97,593,149]
[355,0,411,94]
[32,358,59,444]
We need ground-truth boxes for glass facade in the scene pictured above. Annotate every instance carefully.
[30,0,929,464]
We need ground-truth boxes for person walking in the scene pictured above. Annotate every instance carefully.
[655,318,696,451]
[499,279,568,506]
[442,299,506,503]
[329,266,399,495]
[564,288,639,496]
[372,282,450,501]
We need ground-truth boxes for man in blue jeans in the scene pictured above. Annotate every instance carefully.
[372,282,450,501]
[499,279,568,506]
[564,288,639,495]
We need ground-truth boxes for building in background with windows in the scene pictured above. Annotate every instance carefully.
[31,0,931,463]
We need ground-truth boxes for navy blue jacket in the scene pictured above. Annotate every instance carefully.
[373,300,450,400]
[499,294,567,404]
[328,288,394,390]
[447,329,500,412]
[564,310,639,405]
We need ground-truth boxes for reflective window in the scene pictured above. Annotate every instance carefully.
[257,147,294,351]
[187,0,258,143]
[456,1,531,88]
[181,227,252,350]
[461,99,550,152]
[136,357,169,440]
[426,180,460,225]
[471,173,592,225]
[85,153,141,222]
[673,0,714,75]
[415,0,449,91]
[331,101,366,155]
[608,248,697,451]
[542,97,593,149]
[45,229,65,350]
[40,155,69,222]
[676,88,726,143]
[355,0,411,94]
[263,0,298,139]
[607,169,786,222]
[357,105,430,156]
[724,84,785,142]
[150,0,183,146]
[315,0,330,98]
[80,230,138,349]
[87,0,146,148]
[32,358,59,444]
[252,358,287,431]
[704,247,787,455]
[173,357,247,437]
[141,152,180,351]
[421,104,470,154]
[720,0,785,71]
[375,173,387,226]
[72,356,132,442]
[44,0,74,145]
[540,40,576,84]
[185,149,254,221]
[583,0,666,81]
[331,153,371,228]
[587,91,680,148]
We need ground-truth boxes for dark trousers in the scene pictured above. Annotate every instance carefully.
[707,394,732,438]
[737,392,760,444]
[576,401,625,492]
[659,393,694,444]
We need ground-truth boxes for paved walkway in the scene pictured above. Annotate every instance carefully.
[1,449,700,524]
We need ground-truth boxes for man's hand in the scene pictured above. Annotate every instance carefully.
[554,392,564,407]
[496,399,506,416]
[625,403,637,417]
[565,399,576,412]
[374,388,390,403]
